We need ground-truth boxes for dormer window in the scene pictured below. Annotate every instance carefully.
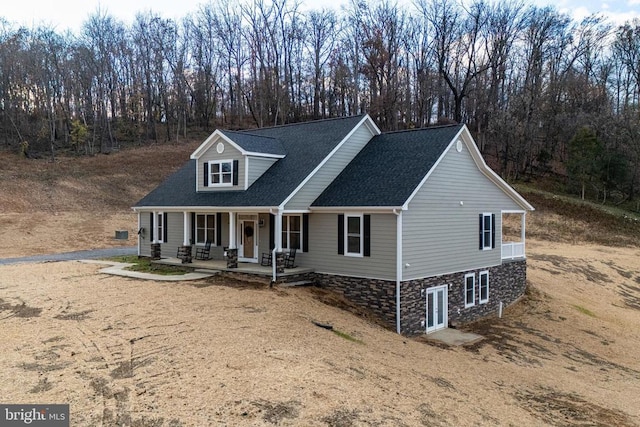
[207,160,233,187]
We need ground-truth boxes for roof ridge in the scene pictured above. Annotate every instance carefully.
[221,129,279,140]
[239,114,367,133]
[381,123,463,135]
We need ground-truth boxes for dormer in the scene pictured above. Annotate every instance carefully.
[190,130,286,192]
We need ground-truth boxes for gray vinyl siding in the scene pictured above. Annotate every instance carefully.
[258,213,271,258]
[298,213,396,280]
[247,157,278,189]
[402,143,523,280]
[138,212,152,256]
[162,212,184,258]
[284,124,375,210]
[196,143,245,192]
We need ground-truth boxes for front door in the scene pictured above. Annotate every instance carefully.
[426,286,448,333]
[238,220,258,262]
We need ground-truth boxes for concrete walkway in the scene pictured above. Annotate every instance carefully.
[0,246,137,265]
[80,260,219,281]
[426,328,483,346]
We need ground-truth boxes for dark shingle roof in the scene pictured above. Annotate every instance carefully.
[219,130,287,156]
[134,115,368,208]
[312,124,463,207]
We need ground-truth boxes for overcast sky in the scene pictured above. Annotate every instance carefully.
[2,0,638,33]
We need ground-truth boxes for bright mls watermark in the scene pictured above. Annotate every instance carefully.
[0,405,69,426]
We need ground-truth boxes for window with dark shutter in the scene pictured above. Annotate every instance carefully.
[150,212,154,241]
[203,162,209,187]
[269,214,275,250]
[479,213,493,250]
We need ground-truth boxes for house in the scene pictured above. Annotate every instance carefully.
[133,114,534,335]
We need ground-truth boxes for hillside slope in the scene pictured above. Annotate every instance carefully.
[0,142,199,257]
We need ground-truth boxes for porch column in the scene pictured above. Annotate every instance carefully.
[274,211,283,251]
[152,210,158,243]
[183,211,190,246]
[227,211,237,268]
[150,210,161,260]
[229,212,236,248]
[521,212,526,257]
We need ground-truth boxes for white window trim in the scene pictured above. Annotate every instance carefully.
[345,213,364,257]
[464,273,475,308]
[481,212,492,250]
[282,214,303,252]
[479,270,489,304]
[195,213,217,246]
[208,159,234,187]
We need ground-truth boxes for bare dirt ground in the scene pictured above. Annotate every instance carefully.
[1,146,640,426]
[0,241,639,426]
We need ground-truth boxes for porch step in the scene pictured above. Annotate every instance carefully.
[278,280,315,288]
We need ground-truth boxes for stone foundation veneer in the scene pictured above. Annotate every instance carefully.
[314,259,527,336]
[400,259,527,335]
[150,243,161,260]
[226,248,238,268]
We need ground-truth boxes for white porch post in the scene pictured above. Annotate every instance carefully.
[183,212,190,246]
[274,211,283,251]
[521,212,526,256]
[272,210,283,282]
[152,211,158,243]
[229,212,236,248]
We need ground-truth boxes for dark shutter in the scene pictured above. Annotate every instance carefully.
[479,214,483,250]
[232,160,239,185]
[203,162,209,187]
[216,213,222,246]
[338,214,344,255]
[163,213,168,243]
[363,214,371,257]
[491,214,496,249]
[269,214,275,250]
[150,212,154,241]
[191,212,195,244]
[303,213,309,253]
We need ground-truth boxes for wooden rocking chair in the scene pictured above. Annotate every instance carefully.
[195,240,212,260]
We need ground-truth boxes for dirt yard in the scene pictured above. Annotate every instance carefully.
[0,238,639,426]
[1,147,639,425]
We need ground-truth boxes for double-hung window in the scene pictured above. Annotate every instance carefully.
[150,212,167,243]
[479,213,495,250]
[209,160,233,186]
[464,273,475,308]
[196,214,216,245]
[479,271,489,304]
[338,214,370,257]
[346,214,363,256]
[282,215,302,251]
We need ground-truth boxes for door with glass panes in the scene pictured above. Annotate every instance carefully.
[426,286,447,333]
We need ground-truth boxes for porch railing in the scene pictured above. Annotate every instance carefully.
[502,242,525,260]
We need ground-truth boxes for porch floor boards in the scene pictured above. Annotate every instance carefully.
[153,257,314,278]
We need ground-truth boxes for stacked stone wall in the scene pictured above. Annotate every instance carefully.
[314,260,527,336]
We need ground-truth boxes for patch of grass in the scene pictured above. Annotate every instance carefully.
[573,305,596,318]
[332,329,365,344]
[104,255,188,276]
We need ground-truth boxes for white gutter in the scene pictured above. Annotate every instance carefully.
[393,208,402,334]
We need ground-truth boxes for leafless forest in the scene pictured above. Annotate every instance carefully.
[1,0,639,204]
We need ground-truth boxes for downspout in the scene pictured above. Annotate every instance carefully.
[393,208,402,334]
